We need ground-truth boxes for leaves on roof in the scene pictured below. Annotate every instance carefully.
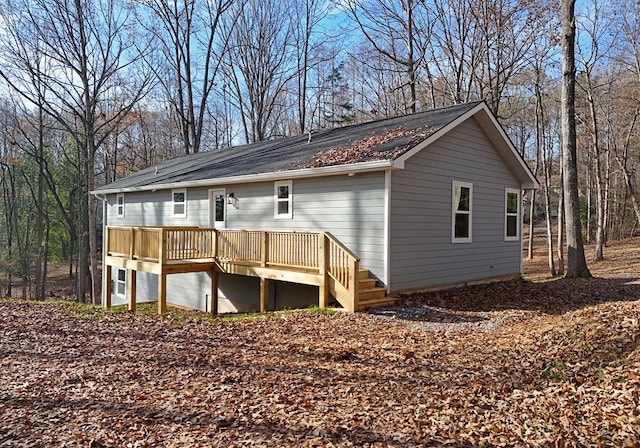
[299,126,434,168]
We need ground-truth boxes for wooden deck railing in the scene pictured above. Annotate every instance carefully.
[267,231,320,269]
[166,228,217,260]
[106,227,131,257]
[217,230,263,264]
[106,226,214,262]
[105,227,360,311]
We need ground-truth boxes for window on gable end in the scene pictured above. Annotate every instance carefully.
[452,181,472,243]
[505,188,520,241]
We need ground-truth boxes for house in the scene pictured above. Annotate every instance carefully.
[93,101,539,314]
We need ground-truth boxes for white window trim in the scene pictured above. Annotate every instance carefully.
[505,188,521,241]
[451,180,473,244]
[274,180,293,219]
[116,193,125,218]
[115,268,126,298]
[172,188,187,218]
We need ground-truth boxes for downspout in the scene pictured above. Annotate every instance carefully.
[384,169,391,293]
[520,189,525,277]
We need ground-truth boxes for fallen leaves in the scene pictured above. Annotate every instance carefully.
[1,293,639,447]
[1,238,640,446]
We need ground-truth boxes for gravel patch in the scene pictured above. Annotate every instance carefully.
[366,303,504,332]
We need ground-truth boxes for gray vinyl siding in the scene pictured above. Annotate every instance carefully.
[389,117,522,292]
[104,171,385,311]
[225,172,386,280]
[106,188,210,227]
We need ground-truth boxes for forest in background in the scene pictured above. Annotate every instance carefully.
[0,0,639,302]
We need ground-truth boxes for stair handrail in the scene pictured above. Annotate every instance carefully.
[323,231,360,311]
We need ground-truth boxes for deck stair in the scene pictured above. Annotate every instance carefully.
[355,269,396,310]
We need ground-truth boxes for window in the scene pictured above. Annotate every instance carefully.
[274,180,292,219]
[172,189,187,217]
[116,194,124,218]
[215,193,224,222]
[115,268,126,297]
[452,181,472,243]
[505,188,520,241]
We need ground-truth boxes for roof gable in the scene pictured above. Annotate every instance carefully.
[94,101,538,194]
[394,102,539,189]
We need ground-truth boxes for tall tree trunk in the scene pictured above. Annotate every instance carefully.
[589,91,606,261]
[34,103,46,300]
[557,156,565,276]
[528,101,541,260]
[42,214,49,300]
[1,168,14,297]
[560,0,591,278]
[88,144,100,305]
[585,156,592,242]
[541,129,556,275]
[544,185,556,276]
[406,0,417,114]
[76,169,90,302]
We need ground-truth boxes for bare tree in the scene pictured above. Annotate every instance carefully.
[527,35,558,275]
[559,0,591,278]
[223,0,297,143]
[575,0,618,261]
[345,0,427,114]
[470,0,550,116]
[0,0,155,303]
[140,0,235,154]
[292,0,331,134]
[612,0,640,231]
[424,0,480,106]
[9,101,52,299]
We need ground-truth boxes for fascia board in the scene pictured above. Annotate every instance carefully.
[91,160,394,195]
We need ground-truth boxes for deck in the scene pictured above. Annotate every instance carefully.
[103,227,389,314]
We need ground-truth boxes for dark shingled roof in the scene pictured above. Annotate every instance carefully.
[95,101,483,192]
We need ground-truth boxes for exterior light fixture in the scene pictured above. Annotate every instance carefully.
[227,193,239,208]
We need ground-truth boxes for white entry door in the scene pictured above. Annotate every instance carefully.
[209,189,226,229]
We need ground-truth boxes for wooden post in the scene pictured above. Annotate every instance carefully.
[158,273,167,314]
[260,277,269,313]
[318,233,329,308]
[127,270,137,313]
[212,229,218,259]
[349,258,359,312]
[104,265,112,309]
[208,268,218,315]
[129,228,136,259]
[260,231,268,267]
[159,228,166,265]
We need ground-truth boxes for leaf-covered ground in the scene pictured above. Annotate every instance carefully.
[1,239,640,447]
